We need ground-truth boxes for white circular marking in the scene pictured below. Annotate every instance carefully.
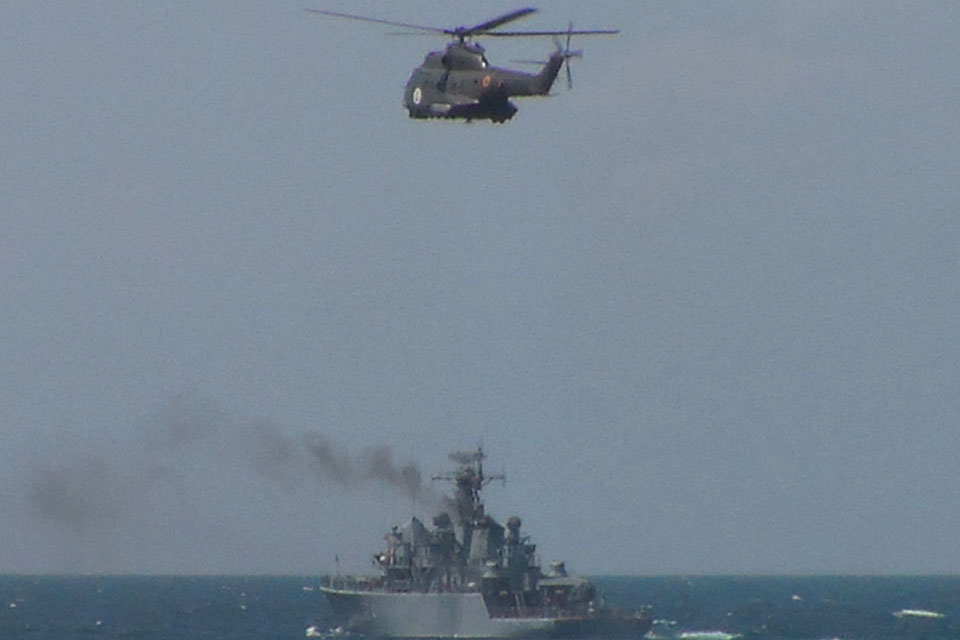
[412,87,422,105]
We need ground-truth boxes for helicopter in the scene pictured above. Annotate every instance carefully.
[305,7,618,123]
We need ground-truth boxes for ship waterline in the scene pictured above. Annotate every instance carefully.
[323,587,557,637]
[321,585,650,638]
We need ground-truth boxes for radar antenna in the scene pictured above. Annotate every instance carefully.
[432,447,504,523]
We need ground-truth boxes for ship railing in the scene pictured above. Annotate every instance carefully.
[487,605,586,620]
[321,575,383,591]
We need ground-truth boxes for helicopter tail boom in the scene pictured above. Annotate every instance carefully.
[533,51,566,95]
[526,24,585,95]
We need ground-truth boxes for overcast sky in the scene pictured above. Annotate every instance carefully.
[2,1,959,575]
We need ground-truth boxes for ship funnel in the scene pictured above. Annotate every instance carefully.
[506,516,522,542]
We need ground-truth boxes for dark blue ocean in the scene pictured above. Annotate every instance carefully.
[1,575,957,640]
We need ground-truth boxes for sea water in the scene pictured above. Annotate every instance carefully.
[0,575,956,640]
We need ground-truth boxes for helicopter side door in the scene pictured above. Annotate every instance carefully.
[404,66,480,116]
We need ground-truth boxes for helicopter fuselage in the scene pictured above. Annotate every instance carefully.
[403,42,563,123]
[305,7,617,124]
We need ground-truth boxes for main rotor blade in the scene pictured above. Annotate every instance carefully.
[304,8,446,34]
[484,28,619,37]
[306,7,617,44]
[461,7,537,36]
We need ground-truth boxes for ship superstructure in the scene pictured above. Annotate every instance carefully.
[319,448,650,638]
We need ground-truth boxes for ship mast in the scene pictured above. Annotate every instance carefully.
[432,447,505,524]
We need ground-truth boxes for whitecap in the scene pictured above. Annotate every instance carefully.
[892,609,946,619]
[677,632,742,640]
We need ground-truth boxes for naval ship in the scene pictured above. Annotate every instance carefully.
[320,448,651,638]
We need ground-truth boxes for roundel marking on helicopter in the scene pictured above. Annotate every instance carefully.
[412,87,422,105]
[482,75,491,88]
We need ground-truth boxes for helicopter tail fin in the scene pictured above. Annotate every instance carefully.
[535,24,583,94]
[535,52,566,95]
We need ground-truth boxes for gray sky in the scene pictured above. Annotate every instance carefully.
[2,1,959,575]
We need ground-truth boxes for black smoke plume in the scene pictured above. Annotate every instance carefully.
[26,395,440,536]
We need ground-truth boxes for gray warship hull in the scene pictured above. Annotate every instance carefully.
[320,586,651,638]
[318,449,651,639]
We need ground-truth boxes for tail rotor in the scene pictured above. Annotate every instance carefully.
[552,22,583,89]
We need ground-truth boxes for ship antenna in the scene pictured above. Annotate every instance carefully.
[432,447,505,523]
